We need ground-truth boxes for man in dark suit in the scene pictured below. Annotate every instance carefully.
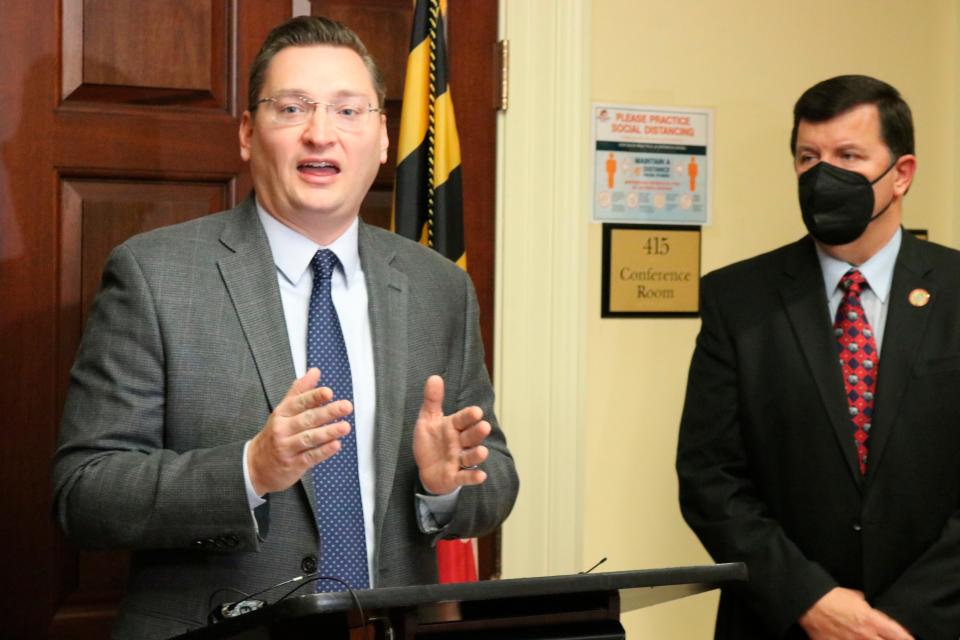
[53,16,518,639]
[677,75,960,640]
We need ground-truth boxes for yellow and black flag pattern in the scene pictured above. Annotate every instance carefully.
[392,0,466,269]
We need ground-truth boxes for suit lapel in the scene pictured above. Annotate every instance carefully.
[779,238,863,485]
[865,231,934,481]
[217,199,295,414]
[359,223,409,545]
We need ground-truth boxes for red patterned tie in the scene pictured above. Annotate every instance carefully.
[834,269,877,475]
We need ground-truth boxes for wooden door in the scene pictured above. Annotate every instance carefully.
[0,1,498,637]
[2,2,288,637]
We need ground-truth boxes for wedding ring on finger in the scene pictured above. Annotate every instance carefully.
[459,450,481,471]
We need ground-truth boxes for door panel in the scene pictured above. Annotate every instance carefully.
[64,0,228,106]
[2,2,290,637]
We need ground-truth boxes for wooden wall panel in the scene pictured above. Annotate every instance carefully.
[446,0,498,359]
[5,2,290,637]
[63,179,228,324]
[358,189,394,233]
[446,0,501,582]
[83,0,215,90]
[52,179,228,637]
[63,0,229,108]
[317,0,412,100]
[53,111,244,180]
[1,3,62,637]
[48,549,129,639]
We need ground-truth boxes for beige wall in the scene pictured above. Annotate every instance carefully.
[499,1,960,638]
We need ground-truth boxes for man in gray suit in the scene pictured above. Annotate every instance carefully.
[53,16,518,639]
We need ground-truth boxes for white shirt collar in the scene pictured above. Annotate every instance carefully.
[816,227,901,302]
[255,200,361,287]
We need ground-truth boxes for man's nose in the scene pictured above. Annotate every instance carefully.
[301,106,337,145]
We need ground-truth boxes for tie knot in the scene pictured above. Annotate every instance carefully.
[312,249,340,281]
[840,269,867,293]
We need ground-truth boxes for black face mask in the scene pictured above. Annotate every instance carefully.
[798,160,897,245]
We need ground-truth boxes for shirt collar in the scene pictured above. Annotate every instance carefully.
[255,200,361,287]
[816,227,901,303]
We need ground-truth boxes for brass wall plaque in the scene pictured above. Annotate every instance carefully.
[602,224,701,317]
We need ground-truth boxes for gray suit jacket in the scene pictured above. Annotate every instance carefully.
[53,198,518,639]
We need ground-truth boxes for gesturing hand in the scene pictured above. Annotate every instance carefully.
[413,375,491,495]
[247,368,353,496]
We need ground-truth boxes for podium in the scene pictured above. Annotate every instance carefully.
[174,563,746,639]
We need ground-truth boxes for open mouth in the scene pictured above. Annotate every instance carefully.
[298,160,340,177]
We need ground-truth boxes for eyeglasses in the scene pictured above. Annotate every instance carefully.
[251,95,384,131]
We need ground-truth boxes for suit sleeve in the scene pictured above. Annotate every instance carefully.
[429,271,518,541]
[52,244,261,552]
[874,512,960,639]
[676,274,836,635]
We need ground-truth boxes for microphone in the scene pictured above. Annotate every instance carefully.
[209,573,312,623]
[578,556,607,574]
[209,572,371,636]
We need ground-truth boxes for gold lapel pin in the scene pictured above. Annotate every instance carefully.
[908,288,931,307]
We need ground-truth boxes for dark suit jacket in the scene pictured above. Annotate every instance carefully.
[677,231,960,640]
[52,199,518,639]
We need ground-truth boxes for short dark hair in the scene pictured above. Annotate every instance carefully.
[247,16,386,111]
[790,75,914,158]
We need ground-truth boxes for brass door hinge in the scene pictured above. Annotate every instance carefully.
[496,39,509,111]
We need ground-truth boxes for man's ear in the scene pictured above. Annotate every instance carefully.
[379,114,389,165]
[893,153,917,196]
[239,111,253,162]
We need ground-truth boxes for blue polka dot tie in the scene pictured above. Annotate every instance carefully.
[307,249,369,591]
[834,269,878,476]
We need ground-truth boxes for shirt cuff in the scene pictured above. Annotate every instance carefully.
[242,440,267,510]
[415,486,461,533]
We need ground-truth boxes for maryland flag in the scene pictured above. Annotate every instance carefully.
[393,0,476,583]
[392,0,466,269]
